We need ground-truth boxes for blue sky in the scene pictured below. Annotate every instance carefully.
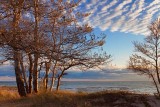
[76,0,160,68]
[0,0,160,81]
[95,28,145,68]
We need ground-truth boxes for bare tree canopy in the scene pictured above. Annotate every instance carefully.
[0,0,111,96]
[128,18,160,96]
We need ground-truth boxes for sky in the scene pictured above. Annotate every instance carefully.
[0,0,160,81]
[76,0,160,68]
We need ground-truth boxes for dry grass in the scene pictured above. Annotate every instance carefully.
[0,86,19,101]
[0,87,159,107]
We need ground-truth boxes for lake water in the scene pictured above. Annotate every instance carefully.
[60,81,157,94]
[0,81,157,94]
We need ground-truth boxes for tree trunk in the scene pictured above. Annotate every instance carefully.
[14,50,26,96]
[28,54,33,93]
[49,61,57,91]
[50,76,55,91]
[43,61,51,90]
[50,71,56,91]
[56,69,65,91]
[56,77,61,91]
[151,74,160,96]
[20,54,29,93]
[33,54,39,93]
[12,0,26,96]
[155,37,160,84]
[33,0,39,93]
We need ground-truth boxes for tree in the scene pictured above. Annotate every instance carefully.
[55,52,110,91]
[35,0,111,91]
[0,0,47,95]
[0,0,27,96]
[0,0,111,96]
[128,18,160,96]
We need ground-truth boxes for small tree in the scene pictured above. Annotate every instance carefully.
[55,52,111,91]
[128,18,160,96]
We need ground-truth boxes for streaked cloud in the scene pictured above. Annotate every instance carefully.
[77,0,160,35]
[102,0,118,11]
[0,65,148,81]
[65,68,148,81]
[0,76,15,81]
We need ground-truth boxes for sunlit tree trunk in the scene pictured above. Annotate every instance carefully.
[14,50,26,96]
[43,61,51,90]
[50,73,56,91]
[20,54,29,93]
[12,0,26,96]
[28,54,33,93]
[50,61,57,91]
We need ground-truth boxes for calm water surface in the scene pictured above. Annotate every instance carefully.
[0,81,156,94]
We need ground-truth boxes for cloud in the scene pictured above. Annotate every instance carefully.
[77,0,160,36]
[0,63,15,81]
[0,65,14,76]
[115,0,132,11]
[101,0,118,11]
[0,64,148,81]
[65,68,148,81]
[0,76,15,81]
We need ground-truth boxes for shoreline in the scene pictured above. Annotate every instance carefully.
[0,85,155,95]
[0,81,157,95]
[0,86,160,107]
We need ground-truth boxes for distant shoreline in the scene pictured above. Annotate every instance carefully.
[0,79,152,82]
[0,81,156,95]
[0,86,160,107]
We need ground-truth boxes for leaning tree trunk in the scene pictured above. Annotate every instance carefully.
[56,69,66,91]
[155,38,160,84]
[56,77,61,91]
[56,70,66,91]
[151,74,160,96]
[14,50,26,96]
